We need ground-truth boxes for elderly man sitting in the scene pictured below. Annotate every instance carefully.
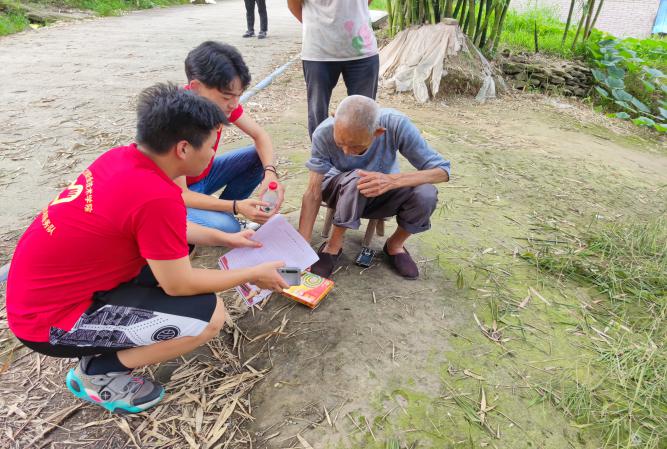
[298,95,451,279]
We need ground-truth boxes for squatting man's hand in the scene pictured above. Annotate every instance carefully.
[252,261,289,291]
[357,169,396,198]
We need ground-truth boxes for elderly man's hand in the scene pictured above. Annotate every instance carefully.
[357,170,396,197]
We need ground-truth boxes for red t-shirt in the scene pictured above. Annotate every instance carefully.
[7,144,189,342]
[185,104,244,186]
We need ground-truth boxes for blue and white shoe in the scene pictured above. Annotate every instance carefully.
[66,356,164,414]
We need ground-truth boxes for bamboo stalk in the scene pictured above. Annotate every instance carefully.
[473,0,485,43]
[453,0,464,20]
[586,0,605,39]
[428,0,437,23]
[582,0,595,42]
[491,0,510,53]
[571,0,588,50]
[466,0,476,36]
[459,0,468,27]
[477,0,493,47]
[445,0,454,17]
[561,0,575,47]
[386,0,394,36]
[486,2,503,50]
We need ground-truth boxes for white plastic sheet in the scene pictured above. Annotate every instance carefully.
[379,21,497,103]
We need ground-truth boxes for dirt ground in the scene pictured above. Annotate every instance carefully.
[1,2,667,449]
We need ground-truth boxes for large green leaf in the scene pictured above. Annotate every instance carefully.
[632,116,656,127]
[591,69,607,83]
[618,48,637,59]
[611,89,634,102]
[630,97,651,114]
[654,123,667,133]
[642,80,656,93]
[594,86,610,98]
[659,107,667,120]
[614,100,635,112]
[643,67,666,79]
[607,66,625,79]
[598,38,619,47]
[606,77,625,89]
[611,112,631,120]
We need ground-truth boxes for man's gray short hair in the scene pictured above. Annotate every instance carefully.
[334,95,381,135]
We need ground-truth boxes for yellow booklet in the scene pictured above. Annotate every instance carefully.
[281,272,334,309]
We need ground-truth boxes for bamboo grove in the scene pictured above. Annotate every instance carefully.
[385,0,512,52]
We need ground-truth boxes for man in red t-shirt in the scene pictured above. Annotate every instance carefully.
[6,83,288,414]
[179,41,285,233]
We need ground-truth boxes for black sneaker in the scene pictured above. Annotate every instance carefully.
[258,31,267,39]
[242,30,254,38]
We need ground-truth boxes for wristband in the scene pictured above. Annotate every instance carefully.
[263,167,278,179]
[232,200,238,215]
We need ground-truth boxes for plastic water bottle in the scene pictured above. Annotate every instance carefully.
[261,181,279,213]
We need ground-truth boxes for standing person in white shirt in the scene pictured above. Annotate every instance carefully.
[287,0,379,138]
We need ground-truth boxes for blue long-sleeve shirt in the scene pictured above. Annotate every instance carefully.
[306,108,451,177]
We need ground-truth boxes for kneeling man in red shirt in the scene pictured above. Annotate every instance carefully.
[6,83,288,414]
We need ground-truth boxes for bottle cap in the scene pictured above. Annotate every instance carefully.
[269,181,278,190]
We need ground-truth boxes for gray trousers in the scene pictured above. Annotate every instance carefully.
[322,171,438,235]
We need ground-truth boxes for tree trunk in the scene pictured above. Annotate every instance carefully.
[561,0,575,48]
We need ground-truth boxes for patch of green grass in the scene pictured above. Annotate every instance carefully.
[0,9,28,35]
[369,0,386,10]
[522,217,667,448]
[0,0,188,36]
[498,7,588,59]
[58,0,188,17]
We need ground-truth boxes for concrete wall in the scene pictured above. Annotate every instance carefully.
[511,0,661,38]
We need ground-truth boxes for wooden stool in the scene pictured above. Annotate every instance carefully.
[321,203,385,247]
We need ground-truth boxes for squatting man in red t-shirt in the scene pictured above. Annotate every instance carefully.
[6,84,289,414]
[179,41,286,233]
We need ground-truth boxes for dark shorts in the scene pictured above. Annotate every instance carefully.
[19,267,217,358]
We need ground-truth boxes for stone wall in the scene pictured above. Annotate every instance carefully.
[499,52,593,97]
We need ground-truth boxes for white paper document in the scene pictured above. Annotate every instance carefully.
[218,214,319,306]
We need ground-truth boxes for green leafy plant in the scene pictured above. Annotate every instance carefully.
[588,36,667,133]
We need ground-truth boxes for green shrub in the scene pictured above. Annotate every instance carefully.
[588,36,667,133]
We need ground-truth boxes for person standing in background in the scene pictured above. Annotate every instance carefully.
[287,0,379,138]
[243,0,268,39]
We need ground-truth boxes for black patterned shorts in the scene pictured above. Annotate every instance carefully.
[20,276,217,358]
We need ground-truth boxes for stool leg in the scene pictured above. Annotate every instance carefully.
[376,219,385,237]
[363,219,378,247]
[321,208,334,238]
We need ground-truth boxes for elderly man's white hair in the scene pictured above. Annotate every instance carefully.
[334,95,381,135]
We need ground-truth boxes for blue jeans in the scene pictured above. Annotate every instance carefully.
[187,145,263,233]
